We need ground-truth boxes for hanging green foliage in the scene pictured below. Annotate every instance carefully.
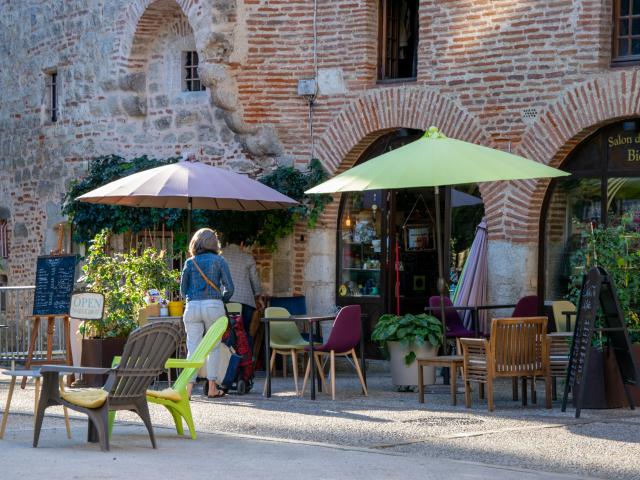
[567,214,640,344]
[62,155,331,252]
[62,155,183,242]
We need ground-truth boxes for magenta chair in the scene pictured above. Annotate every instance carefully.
[300,305,368,400]
[512,295,539,317]
[429,296,477,354]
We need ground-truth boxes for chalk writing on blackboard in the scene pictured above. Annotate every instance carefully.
[33,255,77,316]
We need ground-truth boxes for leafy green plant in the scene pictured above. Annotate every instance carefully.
[63,155,331,253]
[568,214,640,344]
[79,230,180,338]
[371,313,443,365]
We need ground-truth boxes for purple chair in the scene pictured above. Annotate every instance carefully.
[300,305,368,400]
[429,296,477,350]
[512,295,539,317]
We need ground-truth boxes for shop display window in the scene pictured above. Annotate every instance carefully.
[338,190,383,298]
[542,120,640,300]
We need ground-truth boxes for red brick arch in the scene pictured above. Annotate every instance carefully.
[314,86,495,227]
[508,70,640,243]
[111,0,201,74]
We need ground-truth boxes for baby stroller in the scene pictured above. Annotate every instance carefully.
[204,313,254,395]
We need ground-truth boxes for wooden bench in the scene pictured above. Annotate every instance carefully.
[418,355,464,405]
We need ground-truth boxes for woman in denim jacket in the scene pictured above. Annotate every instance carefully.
[180,228,234,398]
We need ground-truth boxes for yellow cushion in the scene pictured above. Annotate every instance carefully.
[146,388,182,402]
[60,388,108,409]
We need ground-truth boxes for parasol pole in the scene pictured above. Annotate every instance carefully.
[434,186,448,355]
[395,233,400,316]
[187,197,192,239]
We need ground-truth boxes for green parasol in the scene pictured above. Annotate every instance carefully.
[306,126,569,350]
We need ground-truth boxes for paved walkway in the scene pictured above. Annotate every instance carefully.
[2,421,597,480]
[1,369,639,479]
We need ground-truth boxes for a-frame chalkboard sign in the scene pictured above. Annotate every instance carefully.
[562,266,640,418]
[22,254,77,388]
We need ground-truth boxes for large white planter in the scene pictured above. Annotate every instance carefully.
[387,341,438,386]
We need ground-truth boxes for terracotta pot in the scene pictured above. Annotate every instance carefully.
[80,337,127,387]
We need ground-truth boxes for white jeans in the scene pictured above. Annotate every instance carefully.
[183,299,226,382]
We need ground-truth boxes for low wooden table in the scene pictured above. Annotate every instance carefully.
[418,355,464,405]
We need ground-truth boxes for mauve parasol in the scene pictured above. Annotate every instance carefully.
[453,219,488,332]
[76,160,298,233]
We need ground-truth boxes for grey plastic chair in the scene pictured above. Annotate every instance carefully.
[33,321,182,451]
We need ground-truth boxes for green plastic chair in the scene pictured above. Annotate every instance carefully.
[109,316,228,440]
[263,307,309,394]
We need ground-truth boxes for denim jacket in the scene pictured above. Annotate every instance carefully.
[180,252,234,303]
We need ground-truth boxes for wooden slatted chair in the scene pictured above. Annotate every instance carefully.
[33,321,181,451]
[461,317,551,411]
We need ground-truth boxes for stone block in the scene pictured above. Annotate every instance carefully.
[154,116,172,130]
[13,223,28,239]
[318,68,347,95]
[175,110,200,127]
[487,240,537,305]
[203,145,225,156]
[304,254,334,283]
[178,132,195,143]
[118,73,146,93]
[121,95,147,117]
[154,95,169,108]
[242,126,283,157]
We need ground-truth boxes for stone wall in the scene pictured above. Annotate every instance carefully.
[2,1,640,310]
[0,0,280,287]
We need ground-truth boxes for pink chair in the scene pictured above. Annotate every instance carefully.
[300,305,368,400]
[429,295,478,354]
[512,295,539,317]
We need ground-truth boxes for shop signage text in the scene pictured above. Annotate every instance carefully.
[608,133,640,162]
[69,292,104,320]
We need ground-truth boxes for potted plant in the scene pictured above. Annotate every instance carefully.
[79,229,179,385]
[372,313,443,388]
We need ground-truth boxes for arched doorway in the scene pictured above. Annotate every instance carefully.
[541,118,640,302]
[336,129,484,355]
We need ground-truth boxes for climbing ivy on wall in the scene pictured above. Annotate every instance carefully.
[62,155,332,252]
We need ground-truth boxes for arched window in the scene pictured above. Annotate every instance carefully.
[541,119,640,300]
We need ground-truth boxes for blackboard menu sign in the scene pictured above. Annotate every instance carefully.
[33,255,77,316]
[562,266,640,418]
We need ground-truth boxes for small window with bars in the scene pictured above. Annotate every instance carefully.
[45,71,58,122]
[613,0,640,63]
[183,51,205,92]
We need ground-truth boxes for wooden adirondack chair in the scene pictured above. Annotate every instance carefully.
[109,316,228,440]
[461,317,551,411]
[33,321,182,451]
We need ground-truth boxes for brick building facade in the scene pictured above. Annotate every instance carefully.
[1,1,639,316]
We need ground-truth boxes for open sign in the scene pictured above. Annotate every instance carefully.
[69,292,104,320]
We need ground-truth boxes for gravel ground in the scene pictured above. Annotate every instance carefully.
[2,370,639,479]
